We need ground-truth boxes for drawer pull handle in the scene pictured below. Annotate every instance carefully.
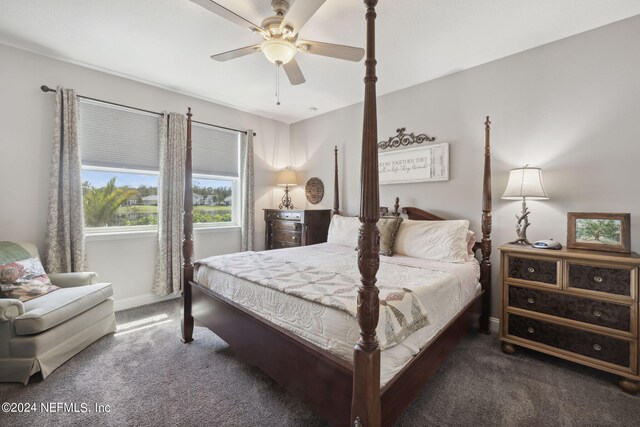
[527,297,535,304]
[527,267,535,273]
[593,310,602,318]
[593,344,602,351]
[527,327,535,334]
[593,276,603,283]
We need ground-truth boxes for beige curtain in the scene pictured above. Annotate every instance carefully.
[241,130,255,251]
[44,87,87,273]
[153,112,186,296]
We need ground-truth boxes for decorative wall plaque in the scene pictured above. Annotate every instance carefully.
[305,177,325,204]
[378,128,448,185]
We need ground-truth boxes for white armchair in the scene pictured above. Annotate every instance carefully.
[0,242,116,384]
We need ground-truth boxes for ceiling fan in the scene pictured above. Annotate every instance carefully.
[191,0,365,86]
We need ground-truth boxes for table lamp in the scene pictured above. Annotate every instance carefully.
[502,166,549,245]
[276,168,298,209]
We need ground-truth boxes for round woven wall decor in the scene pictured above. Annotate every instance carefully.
[305,177,324,204]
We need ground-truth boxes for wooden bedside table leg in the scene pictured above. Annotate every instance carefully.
[618,378,639,394]
[501,342,517,354]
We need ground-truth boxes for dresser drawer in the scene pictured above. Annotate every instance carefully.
[266,210,302,221]
[566,262,635,300]
[271,220,302,232]
[507,285,633,334]
[508,314,632,369]
[507,255,560,286]
[272,229,301,245]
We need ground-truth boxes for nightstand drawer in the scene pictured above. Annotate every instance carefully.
[508,314,631,369]
[507,255,559,286]
[272,220,302,232]
[272,229,301,245]
[508,285,633,334]
[566,262,635,300]
[266,210,302,221]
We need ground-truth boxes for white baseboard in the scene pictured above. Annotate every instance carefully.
[489,316,500,334]
[114,293,179,312]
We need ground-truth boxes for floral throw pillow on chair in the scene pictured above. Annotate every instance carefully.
[0,258,59,302]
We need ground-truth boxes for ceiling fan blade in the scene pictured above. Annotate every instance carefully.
[298,40,365,62]
[210,45,261,62]
[279,0,326,36]
[191,0,265,35]
[283,58,306,85]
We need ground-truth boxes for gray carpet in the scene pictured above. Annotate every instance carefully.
[1,299,637,426]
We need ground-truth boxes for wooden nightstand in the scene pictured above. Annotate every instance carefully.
[264,209,331,250]
[500,244,640,394]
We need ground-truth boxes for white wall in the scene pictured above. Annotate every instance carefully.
[0,44,289,310]
[289,16,640,318]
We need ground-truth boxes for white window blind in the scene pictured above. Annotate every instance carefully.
[192,123,240,178]
[79,99,160,171]
[79,99,240,178]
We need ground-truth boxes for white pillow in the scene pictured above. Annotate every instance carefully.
[327,215,361,247]
[394,219,470,263]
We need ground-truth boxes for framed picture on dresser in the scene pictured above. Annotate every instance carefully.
[567,212,631,253]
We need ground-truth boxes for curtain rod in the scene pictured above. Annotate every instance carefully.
[40,85,256,136]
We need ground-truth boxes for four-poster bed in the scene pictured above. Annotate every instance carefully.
[181,2,493,426]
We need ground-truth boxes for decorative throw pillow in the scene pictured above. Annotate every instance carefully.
[0,241,32,265]
[394,219,470,263]
[352,216,404,256]
[0,257,59,302]
[377,216,404,256]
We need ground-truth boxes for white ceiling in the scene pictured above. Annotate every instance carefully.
[1,1,639,124]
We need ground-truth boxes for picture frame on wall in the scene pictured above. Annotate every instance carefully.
[567,212,631,253]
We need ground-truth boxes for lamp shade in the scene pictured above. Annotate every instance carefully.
[502,167,549,200]
[261,39,296,65]
[276,168,298,186]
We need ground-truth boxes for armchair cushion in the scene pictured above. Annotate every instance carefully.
[15,283,113,335]
[0,258,59,302]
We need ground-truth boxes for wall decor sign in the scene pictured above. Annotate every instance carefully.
[567,212,631,253]
[377,128,448,185]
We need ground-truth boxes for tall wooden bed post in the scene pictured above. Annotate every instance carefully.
[182,108,195,344]
[479,116,492,333]
[333,145,340,215]
[352,1,381,426]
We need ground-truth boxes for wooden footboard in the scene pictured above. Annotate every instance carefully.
[190,280,483,427]
[190,281,354,426]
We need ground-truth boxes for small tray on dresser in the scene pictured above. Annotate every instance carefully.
[499,244,640,394]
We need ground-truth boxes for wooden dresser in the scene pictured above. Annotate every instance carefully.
[500,244,640,394]
[264,209,331,250]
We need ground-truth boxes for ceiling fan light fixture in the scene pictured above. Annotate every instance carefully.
[261,39,296,64]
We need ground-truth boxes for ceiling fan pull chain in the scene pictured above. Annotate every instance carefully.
[276,62,281,106]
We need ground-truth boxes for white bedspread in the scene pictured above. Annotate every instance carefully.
[195,243,480,386]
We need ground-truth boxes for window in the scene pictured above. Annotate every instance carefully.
[79,100,242,232]
[190,122,241,227]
